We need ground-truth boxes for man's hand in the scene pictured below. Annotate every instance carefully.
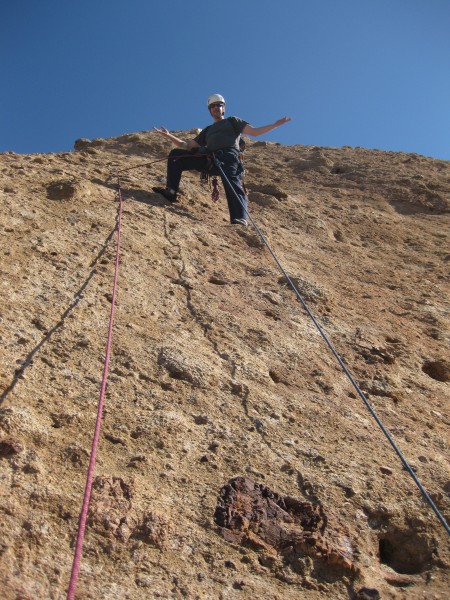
[153,126,170,137]
[153,126,181,146]
[274,116,292,127]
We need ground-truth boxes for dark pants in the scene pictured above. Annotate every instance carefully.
[167,148,247,222]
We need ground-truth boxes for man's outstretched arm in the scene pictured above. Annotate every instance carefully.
[242,116,291,137]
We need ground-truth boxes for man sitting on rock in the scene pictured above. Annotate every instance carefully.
[153,94,291,226]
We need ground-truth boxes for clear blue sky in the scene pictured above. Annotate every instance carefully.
[2,0,449,159]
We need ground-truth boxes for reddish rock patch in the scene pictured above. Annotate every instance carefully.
[215,477,358,582]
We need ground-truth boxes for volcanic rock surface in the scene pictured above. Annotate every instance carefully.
[0,130,449,599]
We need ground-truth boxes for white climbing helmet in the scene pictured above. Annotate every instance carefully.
[207,94,226,108]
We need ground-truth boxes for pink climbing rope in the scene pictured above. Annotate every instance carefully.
[66,174,123,600]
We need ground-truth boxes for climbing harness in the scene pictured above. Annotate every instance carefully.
[199,141,246,202]
[211,152,450,536]
[67,173,124,600]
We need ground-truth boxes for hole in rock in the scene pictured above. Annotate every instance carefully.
[422,360,450,382]
[378,530,433,574]
[269,370,281,383]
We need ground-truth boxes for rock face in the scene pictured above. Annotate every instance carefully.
[0,131,449,599]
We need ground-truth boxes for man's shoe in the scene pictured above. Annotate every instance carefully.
[152,187,178,203]
[231,218,248,226]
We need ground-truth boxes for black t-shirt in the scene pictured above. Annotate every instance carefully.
[195,117,248,152]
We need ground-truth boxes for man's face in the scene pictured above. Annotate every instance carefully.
[209,102,225,120]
